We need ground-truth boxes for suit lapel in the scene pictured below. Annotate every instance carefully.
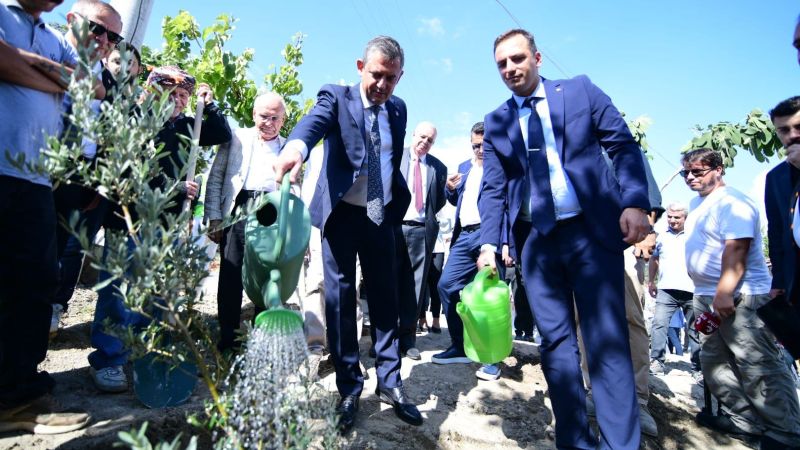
[504,99,527,169]
[425,156,435,196]
[544,78,565,159]
[346,84,367,146]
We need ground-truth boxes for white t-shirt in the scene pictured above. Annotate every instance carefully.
[684,186,771,296]
[653,228,694,292]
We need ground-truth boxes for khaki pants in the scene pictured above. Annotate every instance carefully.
[695,294,800,446]
[580,249,650,403]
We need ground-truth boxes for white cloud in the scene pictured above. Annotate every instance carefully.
[418,17,445,37]
[425,57,453,74]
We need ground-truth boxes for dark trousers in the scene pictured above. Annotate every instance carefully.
[516,217,640,450]
[506,263,534,335]
[323,202,401,396]
[0,176,58,408]
[53,184,108,310]
[437,228,482,351]
[650,289,700,370]
[396,223,428,350]
[423,252,444,319]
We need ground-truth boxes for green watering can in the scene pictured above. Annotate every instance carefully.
[243,173,310,334]
[456,267,513,364]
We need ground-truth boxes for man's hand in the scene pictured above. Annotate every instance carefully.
[196,83,214,105]
[208,219,223,244]
[446,173,462,191]
[184,180,199,200]
[620,207,650,245]
[647,281,657,299]
[632,232,656,260]
[712,292,736,319]
[273,148,303,183]
[501,244,514,267]
[476,249,497,272]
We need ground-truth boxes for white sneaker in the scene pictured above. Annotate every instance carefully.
[90,366,128,393]
[475,364,501,381]
[49,304,63,336]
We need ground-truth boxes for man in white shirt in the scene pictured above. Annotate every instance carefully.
[205,92,286,351]
[647,202,699,376]
[396,121,447,360]
[682,148,800,448]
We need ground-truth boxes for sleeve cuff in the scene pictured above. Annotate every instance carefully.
[480,244,498,254]
[283,139,310,161]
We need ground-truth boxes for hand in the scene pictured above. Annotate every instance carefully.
[273,148,303,183]
[207,219,223,244]
[446,173,462,191]
[620,207,650,245]
[476,249,497,272]
[501,245,514,267]
[184,180,199,200]
[647,281,657,298]
[632,232,656,261]
[196,83,214,105]
[712,292,736,319]
[769,288,785,299]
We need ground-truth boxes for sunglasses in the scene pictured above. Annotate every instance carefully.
[86,19,124,45]
[679,167,714,179]
[471,143,482,150]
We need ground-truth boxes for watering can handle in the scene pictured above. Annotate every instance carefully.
[272,173,292,261]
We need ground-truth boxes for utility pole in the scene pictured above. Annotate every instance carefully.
[109,0,153,50]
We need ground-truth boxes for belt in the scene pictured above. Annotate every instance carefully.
[556,214,583,227]
[462,223,481,232]
[402,220,425,227]
[238,189,269,200]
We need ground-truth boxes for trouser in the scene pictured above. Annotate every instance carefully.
[517,217,640,450]
[423,252,444,319]
[322,202,401,396]
[300,226,326,353]
[506,262,534,335]
[437,228,482,351]
[396,223,428,350]
[667,327,683,355]
[650,288,700,370]
[0,176,58,408]
[695,293,800,446]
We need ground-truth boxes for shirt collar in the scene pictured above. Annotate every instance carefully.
[512,78,545,109]
[410,151,426,163]
[2,0,43,25]
[667,226,684,235]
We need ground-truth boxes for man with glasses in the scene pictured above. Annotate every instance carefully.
[682,148,800,448]
[205,92,287,353]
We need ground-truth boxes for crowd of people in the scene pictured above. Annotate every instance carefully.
[1,1,800,449]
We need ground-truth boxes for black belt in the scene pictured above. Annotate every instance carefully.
[402,220,425,227]
[556,214,583,227]
[462,223,481,232]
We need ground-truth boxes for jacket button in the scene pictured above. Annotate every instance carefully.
[338,192,343,198]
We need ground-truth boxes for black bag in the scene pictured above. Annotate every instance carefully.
[757,294,800,359]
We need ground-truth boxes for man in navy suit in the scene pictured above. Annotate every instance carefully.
[274,36,422,432]
[477,29,651,449]
[766,97,800,307]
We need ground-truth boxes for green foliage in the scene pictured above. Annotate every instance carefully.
[116,422,197,450]
[683,109,783,167]
[625,114,653,154]
[264,33,315,136]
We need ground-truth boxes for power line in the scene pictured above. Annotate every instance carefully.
[493,0,571,79]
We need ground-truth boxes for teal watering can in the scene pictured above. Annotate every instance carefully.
[456,267,513,364]
[243,174,310,334]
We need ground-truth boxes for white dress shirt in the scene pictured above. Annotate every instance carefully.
[403,152,428,222]
[514,81,582,222]
[459,162,483,227]
[242,136,281,192]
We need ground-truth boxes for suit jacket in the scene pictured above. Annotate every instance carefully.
[204,127,286,222]
[480,75,650,252]
[765,161,800,297]
[400,149,448,252]
[286,83,411,231]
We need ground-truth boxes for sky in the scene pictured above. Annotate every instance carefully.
[50,0,799,225]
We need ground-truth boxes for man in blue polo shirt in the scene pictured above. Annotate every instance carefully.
[0,0,91,435]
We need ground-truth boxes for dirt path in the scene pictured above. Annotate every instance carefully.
[0,268,757,449]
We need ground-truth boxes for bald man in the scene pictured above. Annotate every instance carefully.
[395,122,447,359]
[205,92,288,351]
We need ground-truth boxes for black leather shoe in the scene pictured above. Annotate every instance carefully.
[336,395,359,434]
[375,386,422,426]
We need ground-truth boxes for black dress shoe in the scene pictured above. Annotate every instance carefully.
[430,326,441,334]
[375,385,423,426]
[336,395,359,434]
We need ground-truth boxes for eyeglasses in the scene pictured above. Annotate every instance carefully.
[471,143,482,150]
[679,167,714,178]
[86,18,124,45]
[257,116,284,123]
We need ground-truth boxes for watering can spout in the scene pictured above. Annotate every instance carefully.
[456,302,486,350]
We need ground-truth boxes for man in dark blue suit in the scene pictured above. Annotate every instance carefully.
[766,97,800,306]
[273,36,422,432]
[477,29,651,449]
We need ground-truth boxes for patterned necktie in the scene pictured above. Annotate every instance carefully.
[414,157,423,213]
[524,97,556,235]
[366,105,384,225]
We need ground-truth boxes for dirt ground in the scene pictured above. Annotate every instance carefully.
[0,267,759,450]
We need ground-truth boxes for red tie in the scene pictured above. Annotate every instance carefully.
[414,157,423,212]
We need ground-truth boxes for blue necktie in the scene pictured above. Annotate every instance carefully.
[366,105,384,225]
[524,97,556,235]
